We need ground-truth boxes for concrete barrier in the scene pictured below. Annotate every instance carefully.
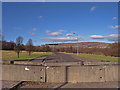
[46,66,66,82]
[83,61,118,66]
[104,65,119,82]
[45,62,82,66]
[1,60,118,66]
[0,60,11,64]
[67,66,105,83]
[2,65,45,82]
[13,61,43,65]
[2,64,119,83]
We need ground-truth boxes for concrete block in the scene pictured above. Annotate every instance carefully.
[14,61,43,65]
[46,66,66,82]
[104,65,119,81]
[45,62,81,66]
[83,61,118,66]
[0,60,11,64]
[2,65,45,82]
[67,66,105,83]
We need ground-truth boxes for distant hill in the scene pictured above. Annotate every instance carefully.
[46,42,110,48]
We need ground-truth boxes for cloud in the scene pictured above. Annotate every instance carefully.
[29,32,36,35]
[66,33,73,36]
[46,30,64,36]
[90,6,96,12]
[109,25,120,29]
[89,35,104,39]
[89,34,120,41]
[32,28,37,31]
[112,17,117,20]
[39,16,43,19]
[40,36,83,42]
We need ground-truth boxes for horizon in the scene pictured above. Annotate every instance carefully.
[2,2,118,46]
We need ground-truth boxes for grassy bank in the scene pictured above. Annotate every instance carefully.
[2,50,52,61]
[62,52,119,62]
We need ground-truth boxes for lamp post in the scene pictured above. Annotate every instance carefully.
[73,32,79,56]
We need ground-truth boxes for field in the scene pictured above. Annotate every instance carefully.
[62,52,119,62]
[2,50,52,61]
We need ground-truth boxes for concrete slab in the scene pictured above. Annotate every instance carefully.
[2,80,21,89]
[61,82,119,88]
[46,66,66,83]
[2,65,46,82]
[19,82,63,88]
[67,66,105,83]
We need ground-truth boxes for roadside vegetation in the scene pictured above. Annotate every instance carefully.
[62,52,119,62]
[2,50,52,61]
[1,35,119,61]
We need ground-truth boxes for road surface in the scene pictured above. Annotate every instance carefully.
[32,52,103,63]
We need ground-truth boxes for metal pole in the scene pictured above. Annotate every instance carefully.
[53,41,54,52]
[77,33,79,56]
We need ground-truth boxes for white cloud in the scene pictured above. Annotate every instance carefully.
[32,28,37,31]
[90,6,96,12]
[109,25,120,29]
[40,36,83,42]
[112,17,117,20]
[89,35,104,39]
[105,34,119,41]
[89,34,120,41]
[46,30,64,36]
[65,33,76,36]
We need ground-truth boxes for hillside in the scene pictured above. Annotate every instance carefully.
[47,42,110,48]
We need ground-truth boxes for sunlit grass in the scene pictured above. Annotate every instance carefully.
[2,50,52,61]
[62,52,119,62]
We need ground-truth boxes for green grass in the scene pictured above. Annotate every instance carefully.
[62,52,119,62]
[2,50,52,61]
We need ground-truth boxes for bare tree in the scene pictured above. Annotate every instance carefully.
[26,39,33,55]
[14,36,23,58]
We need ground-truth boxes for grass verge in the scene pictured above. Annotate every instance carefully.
[2,50,52,61]
[62,52,119,62]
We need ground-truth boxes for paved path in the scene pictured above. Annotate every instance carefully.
[32,52,110,63]
[44,52,81,63]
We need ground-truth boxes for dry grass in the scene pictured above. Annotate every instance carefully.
[2,50,52,61]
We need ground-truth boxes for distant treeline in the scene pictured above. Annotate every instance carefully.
[1,41,120,57]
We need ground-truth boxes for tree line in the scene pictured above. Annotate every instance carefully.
[1,36,120,57]
[2,36,34,58]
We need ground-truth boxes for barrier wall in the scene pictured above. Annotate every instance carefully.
[104,65,119,82]
[14,61,43,65]
[83,61,118,66]
[2,64,119,83]
[2,65,45,82]
[45,62,82,66]
[46,66,66,82]
[1,60,118,66]
[67,66,105,83]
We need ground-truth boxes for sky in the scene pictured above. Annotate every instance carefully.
[2,2,119,46]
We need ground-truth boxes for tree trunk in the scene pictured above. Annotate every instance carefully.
[18,52,19,58]
[29,51,31,56]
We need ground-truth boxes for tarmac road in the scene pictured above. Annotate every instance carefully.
[32,52,110,63]
[43,52,80,63]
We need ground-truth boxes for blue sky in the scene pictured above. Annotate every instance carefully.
[2,2,118,45]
